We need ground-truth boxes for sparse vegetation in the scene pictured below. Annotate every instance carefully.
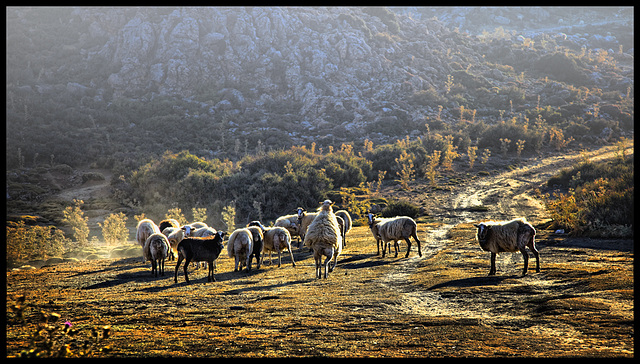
[98,212,129,246]
[543,156,633,237]
[61,199,89,245]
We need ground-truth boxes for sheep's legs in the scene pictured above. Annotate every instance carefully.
[174,256,183,283]
[528,241,540,273]
[287,246,297,267]
[314,252,322,279]
[208,260,216,282]
[323,248,335,278]
[183,258,191,283]
[520,248,530,276]
[488,252,497,276]
[151,259,157,277]
[412,232,422,257]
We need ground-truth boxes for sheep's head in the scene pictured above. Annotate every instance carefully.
[320,199,334,212]
[367,212,377,226]
[474,223,491,243]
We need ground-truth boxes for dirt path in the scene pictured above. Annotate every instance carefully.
[381,144,633,352]
[6,145,634,357]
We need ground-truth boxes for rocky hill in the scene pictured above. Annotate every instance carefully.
[6,7,633,168]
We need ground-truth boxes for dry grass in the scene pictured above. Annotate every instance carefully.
[6,221,633,357]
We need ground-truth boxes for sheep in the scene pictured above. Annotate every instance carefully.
[143,233,170,277]
[190,226,218,269]
[474,218,539,276]
[248,221,296,268]
[366,213,399,256]
[227,228,254,272]
[166,226,188,260]
[246,225,264,270]
[303,200,343,279]
[296,207,319,243]
[191,226,217,238]
[274,213,302,245]
[158,218,180,234]
[335,209,352,248]
[367,213,422,258]
[174,231,226,283]
[136,219,160,262]
[187,221,208,230]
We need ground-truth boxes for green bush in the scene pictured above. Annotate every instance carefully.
[534,52,589,85]
[381,199,420,218]
[544,156,634,236]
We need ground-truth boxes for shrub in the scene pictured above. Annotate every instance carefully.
[534,52,589,85]
[98,212,128,246]
[381,199,420,218]
[165,208,187,226]
[7,221,68,264]
[61,199,89,245]
[544,157,633,236]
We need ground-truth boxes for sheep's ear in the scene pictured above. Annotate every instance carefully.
[473,224,480,228]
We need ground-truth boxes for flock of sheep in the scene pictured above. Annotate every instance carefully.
[136,200,540,282]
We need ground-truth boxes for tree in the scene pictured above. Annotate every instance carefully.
[395,150,415,191]
[441,135,459,171]
[192,207,207,223]
[99,213,128,246]
[221,202,236,232]
[425,150,441,186]
[165,208,187,226]
[62,199,89,245]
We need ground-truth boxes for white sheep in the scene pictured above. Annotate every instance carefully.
[474,218,539,276]
[248,221,296,268]
[143,233,170,277]
[303,200,343,279]
[187,221,208,230]
[367,213,422,258]
[227,228,254,272]
[296,207,319,243]
[136,219,160,262]
[191,226,217,238]
[166,226,188,259]
[274,213,302,245]
[335,209,352,247]
[174,232,226,283]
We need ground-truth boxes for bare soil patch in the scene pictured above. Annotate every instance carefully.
[6,145,633,357]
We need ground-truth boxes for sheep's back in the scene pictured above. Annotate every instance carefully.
[479,219,531,253]
[144,233,169,261]
[227,228,253,258]
[178,235,224,261]
[378,217,416,241]
[264,227,291,252]
[137,219,160,246]
[303,211,342,249]
[335,210,352,233]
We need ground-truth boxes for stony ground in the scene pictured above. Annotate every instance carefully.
[6,144,634,357]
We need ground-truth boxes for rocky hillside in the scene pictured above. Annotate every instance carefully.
[6,6,633,170]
